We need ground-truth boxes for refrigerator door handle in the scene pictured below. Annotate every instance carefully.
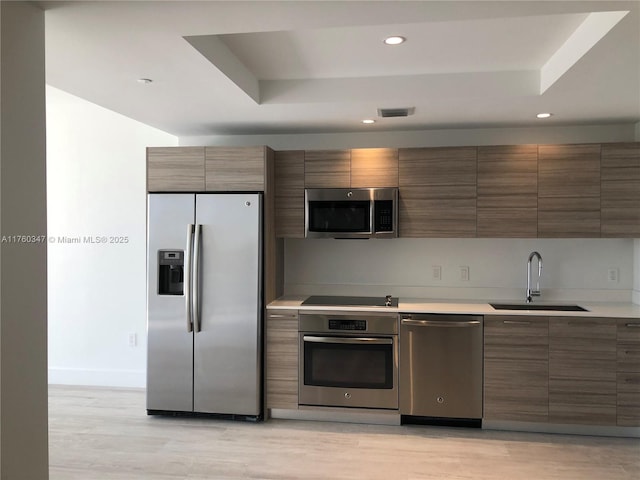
[185,224,194,333]
[193,224,202,332]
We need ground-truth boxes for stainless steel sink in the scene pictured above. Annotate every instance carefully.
[489,303,588,312]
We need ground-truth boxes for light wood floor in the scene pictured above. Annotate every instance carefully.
[49,385,640,479]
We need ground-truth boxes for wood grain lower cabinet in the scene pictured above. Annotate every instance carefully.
[205,146,267,191]
[601,143,640,238]
[549,317,617,425]
[147,147,205,192]
[484,316,549,422]
[477,145,538,237]
[265,310,299,411]
[538,144,601,237]
[617,319,640,426]
[274,150,304,238]
[304,150,350,188]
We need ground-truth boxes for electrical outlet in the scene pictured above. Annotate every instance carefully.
[607,268,619,283]
[432,265,442,281]
[460,266,470,282]
[128,332,137,348]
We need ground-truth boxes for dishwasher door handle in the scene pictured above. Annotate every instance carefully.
[401,318,481,328]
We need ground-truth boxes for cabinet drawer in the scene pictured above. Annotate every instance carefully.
[550,317,617,341]
[617,372,640,426]
[618,344,640,373]
[618,320,640,343]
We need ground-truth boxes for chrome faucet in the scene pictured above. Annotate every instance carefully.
[526,251,543,303]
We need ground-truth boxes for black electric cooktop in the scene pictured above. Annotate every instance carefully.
[301,295,398,308]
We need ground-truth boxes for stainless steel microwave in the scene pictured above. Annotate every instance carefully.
[304,188,398,239]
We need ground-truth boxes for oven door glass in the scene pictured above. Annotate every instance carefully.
[303,336,393,389]
[307,201,371,233]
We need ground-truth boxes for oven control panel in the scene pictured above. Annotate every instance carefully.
[328,319,367,331]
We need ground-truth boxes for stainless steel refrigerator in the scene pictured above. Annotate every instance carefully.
[146,193,263,419]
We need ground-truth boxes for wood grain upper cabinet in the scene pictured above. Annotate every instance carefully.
[477,145,538,237]
[538,144,601,237]
[274,150,305,238]
[617,319,640,426]
[265,309,299,412]
[601,143,640,238]
[484,316,549,422]
[147,147,205,192]
[350,148,399,188]
[304,150,350,188]
[205,146,267,191]
[398,147,477,237]
[549,317,617,426]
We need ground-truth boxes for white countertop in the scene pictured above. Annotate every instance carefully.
[268,295,640,319]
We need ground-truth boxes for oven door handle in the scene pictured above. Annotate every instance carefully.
[302,336,393,345]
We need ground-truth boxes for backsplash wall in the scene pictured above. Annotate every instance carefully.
[284,238,635,303]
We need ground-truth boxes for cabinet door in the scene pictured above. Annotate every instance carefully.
[265,310,299,411]
[304,150,350,188]
[549,317,616,425]
[477,145,538,237]
[484,316,549,422]
[538,144,601,237]
[147,147,205,192]
[398,147,477,237]
[274,151,305,238]
[601,143,640,238]
[205,146,265,191]
[350,148,398,188]
[617,319,640,426]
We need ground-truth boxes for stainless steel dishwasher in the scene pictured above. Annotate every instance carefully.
[400,313,483,423]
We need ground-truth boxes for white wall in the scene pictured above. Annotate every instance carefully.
[285,238,634,303]
[47,86,177,388]
[1,3,49,478]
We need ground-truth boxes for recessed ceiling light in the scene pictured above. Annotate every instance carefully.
[384,36,406,46]
[137,78,153,84]
[362,119,376,124]
[536,112,553,119]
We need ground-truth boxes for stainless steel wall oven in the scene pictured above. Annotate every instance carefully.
[299,311,398,410]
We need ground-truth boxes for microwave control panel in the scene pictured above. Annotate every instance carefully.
[374,200,394,232]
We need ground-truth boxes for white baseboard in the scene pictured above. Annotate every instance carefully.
[48,367,145,388]
[633,289,640,305]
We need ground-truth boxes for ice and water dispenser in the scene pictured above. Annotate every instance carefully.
[158,250,184,295]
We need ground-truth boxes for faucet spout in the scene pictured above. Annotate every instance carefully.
[526,251,543,303]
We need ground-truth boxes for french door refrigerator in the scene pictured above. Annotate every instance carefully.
[147,193,263,419]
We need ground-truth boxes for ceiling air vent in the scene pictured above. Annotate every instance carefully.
[377,107,415,118]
